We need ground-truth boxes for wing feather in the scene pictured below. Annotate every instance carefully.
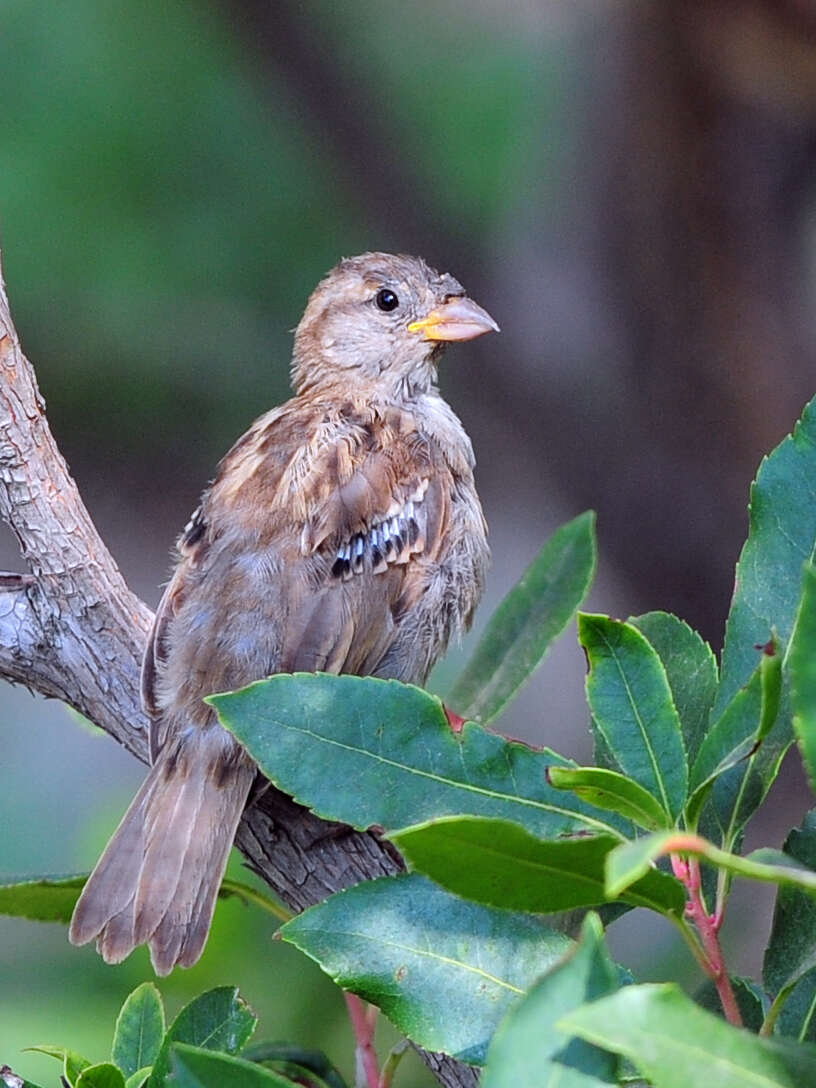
[143,396,463,731]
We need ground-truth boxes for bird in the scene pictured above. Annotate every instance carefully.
[69,252,497,975]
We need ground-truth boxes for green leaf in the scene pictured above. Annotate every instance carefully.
[578,614,688,819]
[605,835,675,899]
[774,967,816,1044]
[710,728,790,855]
[241,1044,348,1088]
[630,611,718,767]
[389,816,685,916]
[791,563,816,795]
[281,872,573,1065]
[561,983,816,1087]
[25,1047,90,1087]
[0,874,285,924]
[75,1065,126,1088]
[686,641,782,829]
[707,399,816,846]
[446,511,597,723]
[211,674,628,840]
[606,831,816,901]
[714,394,816,720]
[547,766,671,831]
[764,812,816,1000]
[169,1045,295,1088]
[147,988,256,1088]
[124,1071,151,1088]
[112,984,165,1079]
[482,913,619,1087]
[0,874,87,922]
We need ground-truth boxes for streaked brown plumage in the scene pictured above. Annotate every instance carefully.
[69,253,497,974]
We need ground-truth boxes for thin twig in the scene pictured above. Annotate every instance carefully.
[344,993,380,1088]
[378,1040,409,1088]
[671,853,742,1026]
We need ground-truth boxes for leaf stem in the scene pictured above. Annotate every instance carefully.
[759,986,791,1038]
[671,853,742,1027]
[344,992,380,1088]
[220,878,294,923]
[378,1040,409,1088]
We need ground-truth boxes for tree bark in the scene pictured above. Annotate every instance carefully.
[0,251,477,1088]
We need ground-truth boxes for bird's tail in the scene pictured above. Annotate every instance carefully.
[69,727,255,976]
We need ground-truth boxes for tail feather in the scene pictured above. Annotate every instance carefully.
[69,728,255,976]
[96,897,136,964]
[133,763,207,944]
[69,776,154,946]
[153,785,248,973]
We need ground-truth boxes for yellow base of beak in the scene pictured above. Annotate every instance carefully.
[408,296,499,342]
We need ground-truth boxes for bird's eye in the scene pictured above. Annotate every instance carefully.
[375,288,399,312]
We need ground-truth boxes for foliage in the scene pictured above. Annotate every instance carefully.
[10,398,816,1084]
[15,985,344,1088]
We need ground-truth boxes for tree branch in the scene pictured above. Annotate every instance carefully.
[0,252,477,1088]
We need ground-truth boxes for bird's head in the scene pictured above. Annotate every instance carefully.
[291,252,498,397]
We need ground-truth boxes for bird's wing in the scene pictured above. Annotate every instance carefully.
[141,398,458,751]
[141,502,209,762]
[258,398,453,676]
[271,401,454,677]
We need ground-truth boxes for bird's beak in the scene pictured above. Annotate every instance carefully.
[408,296,500,342]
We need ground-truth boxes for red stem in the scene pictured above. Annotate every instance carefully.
[671,854,742,1027]
[344,992,380,1088]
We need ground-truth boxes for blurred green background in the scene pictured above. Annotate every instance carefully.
[4,1,816,1083]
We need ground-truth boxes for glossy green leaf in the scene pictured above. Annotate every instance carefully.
[605,834,675,899]
[714,394,816,720]
[774,967,816,1044]
[764,812,816,1001]
[704,656,787,863]
[281,872,573,1065]
[390,816,684,916]
[25,1046,90,1087]
[686,641,781,829]
[578,614,687,819]
[547,765,671,831]
[211,673,627,840]
[241,1044,348,1088]
[710,728,790,855]
[124,1071,151,1088]
[112,984,165,1080]
[0,874,281,924]
[561,983,816,1087]
[0,874,87,922]
[446,511,596,723]
[706,399,816,847]
[147,988,256,1088]
[170,1045,295,1088]
[482,913,619,1087]
[75,1065,126,1088]
[791,563,816,795]
[630,611,718,767]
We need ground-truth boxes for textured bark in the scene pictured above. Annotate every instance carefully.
[0,256,477,1088]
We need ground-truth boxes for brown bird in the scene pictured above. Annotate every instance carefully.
[69,252,497,975]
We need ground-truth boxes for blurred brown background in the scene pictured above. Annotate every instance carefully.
[3,1,816,1083]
